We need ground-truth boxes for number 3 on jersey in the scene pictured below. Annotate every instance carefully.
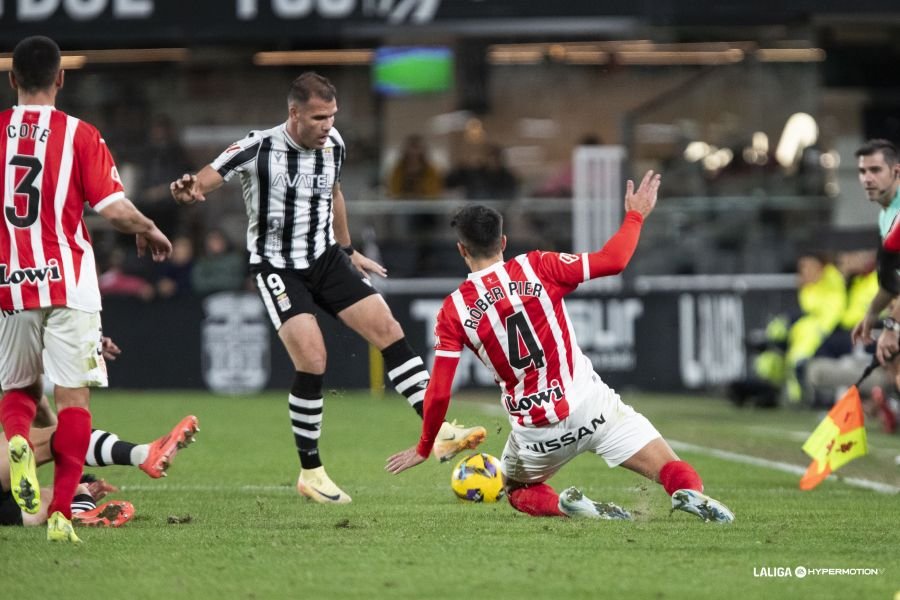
[6,154,42,228]
[505,311,545,370]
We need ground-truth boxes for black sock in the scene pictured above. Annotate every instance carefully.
[289,372,324,470]
[382,338,428,418]
[86,429,138,466]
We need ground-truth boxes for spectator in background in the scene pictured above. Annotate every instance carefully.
[446,144,518,200]
[804,240,883,407]
[98,248,156,302]
[533,134,601,198]
[156,236,195,299]
[386,134,444,199]
[386,135,445,273]
[191,229,246,297]
[134,115,194,236]
[730,251,846,407]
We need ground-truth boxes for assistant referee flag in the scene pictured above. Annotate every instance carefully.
[799,385,868,490]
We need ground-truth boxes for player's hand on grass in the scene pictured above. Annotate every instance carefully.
[170,173,206,205]
[386,446,427,474]
[351,251,388,278]
[624,170,661,218]
[86,478,119,501]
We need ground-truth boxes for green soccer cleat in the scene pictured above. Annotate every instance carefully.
[8,434,40,514]
[558,486,632,520]
[671,489,734,523]
[47,511,82,544]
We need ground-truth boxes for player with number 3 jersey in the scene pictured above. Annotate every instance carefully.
[0,36,172,544]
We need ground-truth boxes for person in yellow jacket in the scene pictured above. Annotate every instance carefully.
[732,252,846,407]
[805,245,886,407]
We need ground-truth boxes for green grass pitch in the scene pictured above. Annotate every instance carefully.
[2,389,898,599]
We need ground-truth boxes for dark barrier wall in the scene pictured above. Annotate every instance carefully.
[101,285,796,393]
[0,0,895,45]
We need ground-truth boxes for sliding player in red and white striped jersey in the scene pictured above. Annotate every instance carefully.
[388,171,734,523]
[0,36,172,543]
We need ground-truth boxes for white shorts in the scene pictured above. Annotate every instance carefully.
[0,307,108,390]
[500,374,661,484]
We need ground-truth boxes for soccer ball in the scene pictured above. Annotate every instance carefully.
[450,452,505,503]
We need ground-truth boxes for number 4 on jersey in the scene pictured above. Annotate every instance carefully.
[506,311,545,370]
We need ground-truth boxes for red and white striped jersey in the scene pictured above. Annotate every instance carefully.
[434,250,601,427]
[0,105,124,312]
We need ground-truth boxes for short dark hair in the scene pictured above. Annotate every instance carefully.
[855,138,899,165]
[451,205,503,259]
[12,36,61,93]
[287,72,336,105]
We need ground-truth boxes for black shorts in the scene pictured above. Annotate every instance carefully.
[251,244,378,330]
[0,488,23,526]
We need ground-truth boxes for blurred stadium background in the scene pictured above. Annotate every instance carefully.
[1,1,899,402]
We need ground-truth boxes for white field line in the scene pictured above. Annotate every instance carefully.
[120,443,898,496]
[669,440,899,495]
[120,483,296,493]
[471,401,899,494]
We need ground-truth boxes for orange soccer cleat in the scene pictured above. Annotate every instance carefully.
[139,415,199,478]
[73,500,134,528]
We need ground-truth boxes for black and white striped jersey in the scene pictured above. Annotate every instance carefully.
[211,123,346,269]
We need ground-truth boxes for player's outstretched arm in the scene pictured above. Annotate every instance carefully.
[99,199,173,262]
[386,446,428,474]
[169,165,224,205]
[386,354,458,474]
[624,169,661,217]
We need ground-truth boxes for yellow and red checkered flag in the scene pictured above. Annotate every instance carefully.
[799,385,868,490]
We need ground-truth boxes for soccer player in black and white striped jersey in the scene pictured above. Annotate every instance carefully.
[170,72,485,504]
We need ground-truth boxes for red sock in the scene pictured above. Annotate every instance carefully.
[508,483,565,517]
[659,460,704,496]
[0,389,38,443]
[48,407,92,519]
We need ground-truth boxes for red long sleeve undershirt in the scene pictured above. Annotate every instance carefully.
[415,211,645,458]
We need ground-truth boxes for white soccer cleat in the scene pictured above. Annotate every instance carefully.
[671,489,734,523]
[433,420,487,463]
[296,466,352,504]
[558,486,632,520]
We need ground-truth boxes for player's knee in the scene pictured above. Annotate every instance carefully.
[373,319,404,347]
[299,354,327,374]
